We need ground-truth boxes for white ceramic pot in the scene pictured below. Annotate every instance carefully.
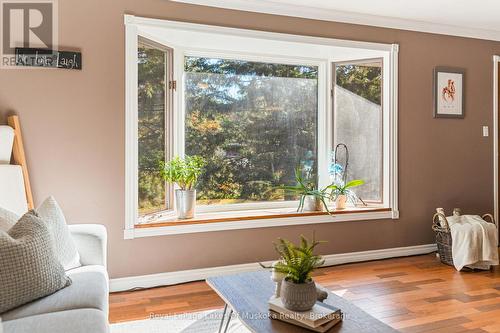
[336,194,347,210]
[175,189,196,219]
[271,261,287,298]
[302,195,323,212]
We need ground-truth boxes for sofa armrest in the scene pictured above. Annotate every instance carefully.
[68,224,107,268]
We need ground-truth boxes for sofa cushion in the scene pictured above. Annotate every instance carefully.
[0,211,72,313]
[3,308,108,333]
[37,196,81,270]
[1,265,108,321]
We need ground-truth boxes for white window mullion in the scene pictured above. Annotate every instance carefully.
[317,61,332,190]
[124,20,139,231]
[389,44,399,218]
[174,48,185,158]
[382,53,391,209]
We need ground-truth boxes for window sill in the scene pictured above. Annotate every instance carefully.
[124,207,397,239]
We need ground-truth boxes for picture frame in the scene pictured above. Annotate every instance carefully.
[433,67,465,118]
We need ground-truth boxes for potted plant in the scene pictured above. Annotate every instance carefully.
[279,168,330,213]
[159,155,206,219]
[327,179,364,210]
[273,235,325,311]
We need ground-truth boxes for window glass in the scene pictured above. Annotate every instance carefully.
[334,61,382,202]
[184,57,318,205]
[138,40,167,214]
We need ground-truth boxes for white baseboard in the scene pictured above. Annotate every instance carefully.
[109,243,437,292]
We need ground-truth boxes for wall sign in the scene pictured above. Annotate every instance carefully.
[15,48,82,70]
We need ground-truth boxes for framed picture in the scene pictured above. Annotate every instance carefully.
[433,67,465,118]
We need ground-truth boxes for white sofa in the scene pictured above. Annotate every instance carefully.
[0,123,109,333]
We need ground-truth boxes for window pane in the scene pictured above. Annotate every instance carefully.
[138,41,166,215]
[185,57,318,205]
[334,61,382,202]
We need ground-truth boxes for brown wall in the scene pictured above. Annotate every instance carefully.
[1,0,499,279]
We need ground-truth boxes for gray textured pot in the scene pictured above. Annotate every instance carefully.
[175,189,196,219]
[280,279,317,311]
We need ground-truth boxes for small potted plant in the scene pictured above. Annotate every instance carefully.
[273,235,325,311]
[327,179,364,210]
[159,155,206,219]
[279,168,330,213]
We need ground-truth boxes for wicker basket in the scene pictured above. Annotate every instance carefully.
[432,213,495,266]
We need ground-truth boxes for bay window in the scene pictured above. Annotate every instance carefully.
[124,16,398,237]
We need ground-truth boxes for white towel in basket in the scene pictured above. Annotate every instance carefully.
[447,215,499,271]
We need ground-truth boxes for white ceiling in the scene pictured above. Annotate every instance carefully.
[172,0,500,41]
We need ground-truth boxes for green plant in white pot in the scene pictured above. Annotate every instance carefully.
[273,235,325,311]
[327,179,364,210]
[279,168,330,213]
[159,155,205,219]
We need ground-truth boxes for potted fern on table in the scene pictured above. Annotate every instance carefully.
[273,235,325,311]
[159,155,206,219]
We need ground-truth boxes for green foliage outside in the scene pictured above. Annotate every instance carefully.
[184,57,319,205]
[273,235,325,284]
[336,63,382,105]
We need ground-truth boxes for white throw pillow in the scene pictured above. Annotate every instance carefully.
[0,206,20,232]
[37,196,81,270]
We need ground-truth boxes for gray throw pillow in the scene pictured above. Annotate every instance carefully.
[0,206,18,232]
[36,196,81,270]
[0,211,71,313]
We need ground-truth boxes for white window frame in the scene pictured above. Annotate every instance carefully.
[124,15,399,238]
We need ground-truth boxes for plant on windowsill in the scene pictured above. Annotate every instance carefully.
[159,155,206,219]
[272,234,326,311]
[279,168,331,213]
[327,179,364,210]
[328,145,366,210]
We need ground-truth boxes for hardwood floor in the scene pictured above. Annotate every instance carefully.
[109,253,500,332]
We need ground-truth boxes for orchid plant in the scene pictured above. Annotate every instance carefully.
[327,151,365,205]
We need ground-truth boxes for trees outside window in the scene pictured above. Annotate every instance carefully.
[184,57,318,205]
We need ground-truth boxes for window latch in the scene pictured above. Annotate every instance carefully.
[169,80,177,91]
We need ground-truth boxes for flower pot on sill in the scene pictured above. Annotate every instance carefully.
[336,194,347,210]
[280,279,317,311]
[302,195,323,212]
[175,189,196,219]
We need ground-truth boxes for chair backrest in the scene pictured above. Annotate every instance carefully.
[0,117,31,216]
[0,126,14,164]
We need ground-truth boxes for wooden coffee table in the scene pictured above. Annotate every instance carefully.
[207,271,399,333]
